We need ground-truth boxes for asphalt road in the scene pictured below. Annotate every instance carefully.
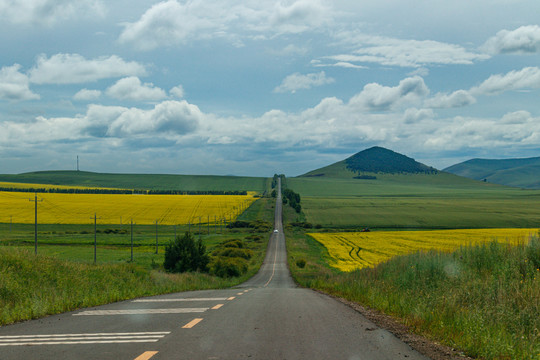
[0,180,430,359]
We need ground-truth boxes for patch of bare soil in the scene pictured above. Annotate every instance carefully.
[320,291,475,360]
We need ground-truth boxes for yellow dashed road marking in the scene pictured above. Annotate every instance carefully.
[182,318,203,329]
[134,351,159,360]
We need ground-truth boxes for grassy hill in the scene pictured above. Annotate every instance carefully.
[0,171,270,193]
[444,157,540,189]
[289,147,540,229]
[301,146,437,179]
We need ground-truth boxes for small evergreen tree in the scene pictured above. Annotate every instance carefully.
[163,232,209,273]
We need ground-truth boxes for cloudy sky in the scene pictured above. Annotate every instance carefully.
[1,0,540,177]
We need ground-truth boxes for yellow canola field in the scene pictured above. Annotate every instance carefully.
[309,228,538,272]
[0,191,255,225]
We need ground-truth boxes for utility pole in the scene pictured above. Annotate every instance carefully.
[198,216,201,239]
[155,220,159,254]
[130,219,134,262]
[29,193,42,255]
[91,213,101,264]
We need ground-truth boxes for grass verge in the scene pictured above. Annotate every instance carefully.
[286,230,540,360]
[0,197,274,326]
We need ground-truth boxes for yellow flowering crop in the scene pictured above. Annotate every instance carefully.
[0,191,255,225]
[309,228,538,271]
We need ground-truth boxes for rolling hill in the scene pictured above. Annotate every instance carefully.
[0,171,269,193]
[444,156,540,189]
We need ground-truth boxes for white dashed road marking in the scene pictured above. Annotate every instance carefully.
[0,332,170,346]
[133,298,229,302]
[74,308,208,316]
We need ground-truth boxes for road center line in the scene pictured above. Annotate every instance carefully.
[134,351,159,360]
[264,231,280,287]
[227,297,235,300]
[182,318,203,329]
[211,304,224,310]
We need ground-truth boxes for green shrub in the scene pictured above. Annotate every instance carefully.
[163,232,209,273]
[296,258,306,268]
[213,247,252,260]
[222,239,244,248]
[209,257,248,278]
[245,235,263,242]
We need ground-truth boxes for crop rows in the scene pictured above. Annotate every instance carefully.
[309,228,538,271]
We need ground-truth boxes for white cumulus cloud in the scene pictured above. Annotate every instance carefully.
[471,66,540,95]
[73,89,101,101]
[170,85,185,99]
[0,0,105,26]
[106,77,167,101]
[274,71,334,93]
[326,34,489,68]
[104,100,202,137]
[118,0,333,50]
[482,25,540,54]
[0,64,40,101]
[349,76,429,111]
[28,54,147,84]
[424,90,476,108]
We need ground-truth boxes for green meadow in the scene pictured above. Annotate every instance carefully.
[289,168,540,229]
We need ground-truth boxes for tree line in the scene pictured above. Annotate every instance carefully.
[0,187,247,196]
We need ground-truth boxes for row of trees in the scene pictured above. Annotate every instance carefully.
[0,187,247,196]
[283,188,301,213]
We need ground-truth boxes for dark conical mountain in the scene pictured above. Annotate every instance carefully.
[300,146,438,178]
[344,146,437,174]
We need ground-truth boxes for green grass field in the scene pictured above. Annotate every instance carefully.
[0,170,270,193]
[288,171,540,229]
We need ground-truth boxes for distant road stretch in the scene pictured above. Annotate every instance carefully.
[0,179,430,359]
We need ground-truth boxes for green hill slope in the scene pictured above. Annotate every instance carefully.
[301,146,437,178]
[444,157,540,189]
[0,171,269,193]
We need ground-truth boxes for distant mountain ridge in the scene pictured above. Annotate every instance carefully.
[444,156,540,189]
[301,146,438,178]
